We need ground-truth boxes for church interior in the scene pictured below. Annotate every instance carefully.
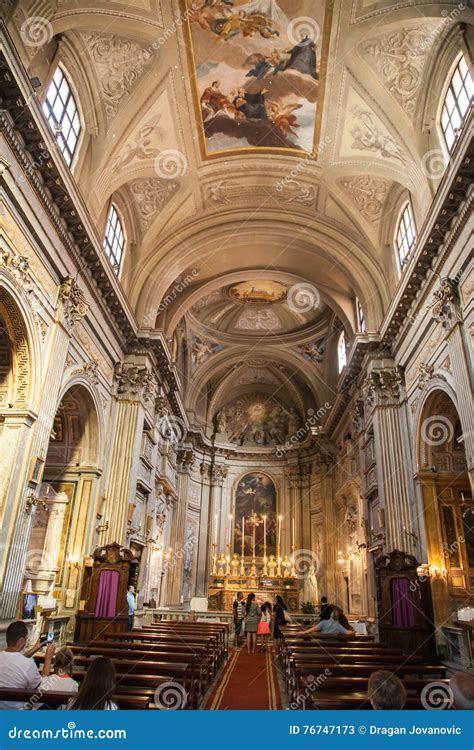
[0,0,473,711]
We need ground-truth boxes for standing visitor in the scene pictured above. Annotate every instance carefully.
[126,585,136,630]
[232,591,245,648]
[273,595,288,640]
[257,602,272,652]
[244,593,260,653]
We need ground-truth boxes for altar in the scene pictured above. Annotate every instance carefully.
[208,575,299,612]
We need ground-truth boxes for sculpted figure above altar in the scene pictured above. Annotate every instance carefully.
[267,554,277,577]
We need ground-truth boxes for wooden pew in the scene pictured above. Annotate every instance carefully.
[0,687,149,710]
[103,631,222,671]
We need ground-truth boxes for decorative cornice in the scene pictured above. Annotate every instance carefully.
[0,42,136,342]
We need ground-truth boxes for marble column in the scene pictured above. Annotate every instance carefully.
[35,492,69,600]
[195,462,212,598]
[362,360,416,553]
[102,361,149,545]
[167,450,194,605]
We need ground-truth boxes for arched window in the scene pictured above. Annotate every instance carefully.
[395,202,416,270]
[337,331,347,373]
[103,205,125,274]
[42,66,81,166]
[440,55,473,152]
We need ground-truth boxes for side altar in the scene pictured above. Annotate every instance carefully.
[208,574,299,612]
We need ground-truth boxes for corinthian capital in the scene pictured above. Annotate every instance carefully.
[363,366,404,410]
[59,275,89,328]
[114,361,151,401]
[427,277,460,330]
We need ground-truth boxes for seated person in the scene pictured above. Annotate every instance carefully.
[67,657,118,710]
[300,606,355,637]
[319,596,332,621]
[368,670,406,710]
[41,647,78,694]
[450,672,474,709]
[0,620,50,710]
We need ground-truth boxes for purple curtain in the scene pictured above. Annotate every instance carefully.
[390,576,416,628]
[95,569,119,618]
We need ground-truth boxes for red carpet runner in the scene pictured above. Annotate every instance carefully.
[205,649,282,709]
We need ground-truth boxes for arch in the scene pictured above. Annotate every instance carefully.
[129,212,390,331]
[0,279,38,410]
[25,382,102,604]
[416,387,465,473]
[55,377,104,469]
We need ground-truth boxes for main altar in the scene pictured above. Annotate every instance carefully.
[207,508,300,612]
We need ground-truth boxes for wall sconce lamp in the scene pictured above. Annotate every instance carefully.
[67,555,81,570]
[96,521,109,534]
[429,562,448,579]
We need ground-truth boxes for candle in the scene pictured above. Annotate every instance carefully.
[241,516,245,552]
[214,513,218,547]
[263,515,267,547]
[278,515,282,546]
[228,515,233,548]
[292,517,295,548]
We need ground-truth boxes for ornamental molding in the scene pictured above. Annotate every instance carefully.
[129,177,179,232]
[339,175,389,224]
[0,246,31,290]
[80,32,153,121]
[361,23,443,118]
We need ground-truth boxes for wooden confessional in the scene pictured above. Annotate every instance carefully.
[74,543,134,642]
[375,549,436,657]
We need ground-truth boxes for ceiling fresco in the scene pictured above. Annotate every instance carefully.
[182,0,332,155]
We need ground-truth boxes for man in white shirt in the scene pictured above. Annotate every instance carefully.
[300,607,356,637]
[126,585,136,630]
[0,620,49,710]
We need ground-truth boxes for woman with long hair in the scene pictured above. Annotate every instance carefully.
[68,657,118,710]
[273,594,288,640]
[244,593,260,654]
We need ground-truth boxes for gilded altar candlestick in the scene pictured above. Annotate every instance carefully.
[211,543,218,575]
